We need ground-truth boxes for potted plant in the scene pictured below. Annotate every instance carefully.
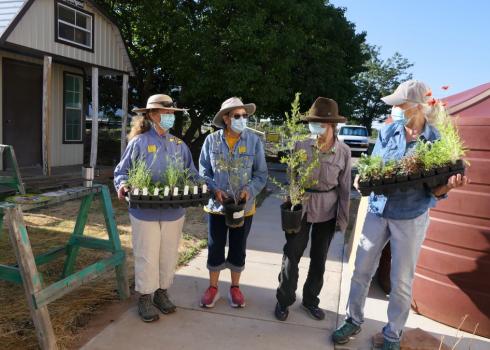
[127,159,152,208]
[271,93,320,234]
[357,154,383,193]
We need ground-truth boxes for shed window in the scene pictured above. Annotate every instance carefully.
[56,2,93,50]
[64,74,84,143]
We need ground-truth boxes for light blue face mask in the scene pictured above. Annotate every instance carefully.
[391,107,407,126]
[159,113,175,130]
[308,122,326,135]
[230,117,247,133]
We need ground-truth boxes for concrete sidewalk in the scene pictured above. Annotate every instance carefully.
[82,196,343,350]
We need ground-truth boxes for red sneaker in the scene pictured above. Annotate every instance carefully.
[200,286,220,308]
[228,286,246,308]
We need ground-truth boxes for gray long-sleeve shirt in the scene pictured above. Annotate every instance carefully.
[297,138,351,231]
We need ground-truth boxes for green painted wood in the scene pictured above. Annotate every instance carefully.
[0,264,22,284]
[62,194,94,278]
[100,185,130,299]
[70,236,114,252]
[34,251,125,309]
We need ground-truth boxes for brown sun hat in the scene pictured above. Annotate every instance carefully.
[303,97,346,123]
[132,94,187,114]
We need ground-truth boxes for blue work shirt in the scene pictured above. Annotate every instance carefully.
[368,122,441,219]
[114,128,198,221]
[199,129,268,214]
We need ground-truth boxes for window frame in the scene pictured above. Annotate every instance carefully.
[63,72,85,144]
[55,1,95,52]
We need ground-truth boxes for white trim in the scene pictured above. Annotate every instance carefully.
[64,73,84,142]
[57,3,93,49]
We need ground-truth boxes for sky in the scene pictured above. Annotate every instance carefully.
[329,0,490,98]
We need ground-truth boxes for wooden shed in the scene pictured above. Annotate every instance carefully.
[0,0,133,176]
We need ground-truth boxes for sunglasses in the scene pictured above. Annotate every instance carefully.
[230,113,249,119]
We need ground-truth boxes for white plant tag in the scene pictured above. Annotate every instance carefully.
[153,188,160,196]
[173,187,179,196]
[202,184,208,193]
[184,186,189,195]
[233,210,245,219]
[142,187,148,196]
[134,188,139,196]
[164,186,170,196]
[193,186,198,195]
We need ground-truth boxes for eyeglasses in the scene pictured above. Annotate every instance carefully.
[230,113,249,119]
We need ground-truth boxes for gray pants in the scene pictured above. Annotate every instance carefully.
[346,211,430,342]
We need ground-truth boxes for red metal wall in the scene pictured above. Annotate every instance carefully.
[413,110,490,338]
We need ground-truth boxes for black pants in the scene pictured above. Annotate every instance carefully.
[276,216,336,308]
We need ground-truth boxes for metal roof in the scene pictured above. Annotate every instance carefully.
[0,0,27,38]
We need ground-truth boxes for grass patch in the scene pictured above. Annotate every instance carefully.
[0,190,207,349]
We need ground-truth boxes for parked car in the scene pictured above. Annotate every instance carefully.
[337,125,369,153]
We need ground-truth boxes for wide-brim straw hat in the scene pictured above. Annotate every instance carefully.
[302,97,346,123]
[213,97,256,128]
[132,94,187,114]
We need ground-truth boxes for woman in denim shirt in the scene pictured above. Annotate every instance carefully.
[114,94,197,323]
[199,97,268,308]
[332,81,468,349]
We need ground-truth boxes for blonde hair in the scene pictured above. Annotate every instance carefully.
[128,114,151,140]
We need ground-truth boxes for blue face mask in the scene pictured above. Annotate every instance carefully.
[308,122,326,135]
[159,113,175,130]
[230,117,247,133]
[391,107,407,126]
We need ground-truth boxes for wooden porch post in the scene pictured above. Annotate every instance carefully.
[120,73,129,156]
[90,67,99,168]
[42,56,52,176]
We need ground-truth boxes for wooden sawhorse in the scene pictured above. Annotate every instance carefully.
[0,185,129,349]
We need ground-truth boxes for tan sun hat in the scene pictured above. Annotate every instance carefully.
[381,80,431,106]
[213,97,256,128]
[132,94,187,114]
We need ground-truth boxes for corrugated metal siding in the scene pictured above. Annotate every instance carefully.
[0,0,26,37]
[0,50,84,166]
[5,0,132,73]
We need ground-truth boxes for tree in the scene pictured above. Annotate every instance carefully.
[349,45,414,134]
[94,0,368,157]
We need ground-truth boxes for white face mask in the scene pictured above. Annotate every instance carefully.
[230,117,247,133]
[391,104,418,126]
[308,122,326,135]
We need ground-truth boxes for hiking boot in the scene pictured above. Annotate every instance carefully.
[138,294,160,322]
[332,318,361,344]
[302,304,325,320]
[381,339,400,350]
[200,286,220,308]
[274,302,289,321]
[228,285,246,308]
[153,288,176,314]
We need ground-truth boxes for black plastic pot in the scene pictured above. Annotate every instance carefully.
[396,174,408,183]
[451,159,464,171]
[423,168,435,177]
[383,176,396,184]
[280,202,303,234]
[435,165,450,175]
[223,198,246,228]
[409,171,422,180]
[371,178,382,186]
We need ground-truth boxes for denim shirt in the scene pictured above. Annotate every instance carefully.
[368,122,441,219]
[199,129,268,214]
[114,128,198,221]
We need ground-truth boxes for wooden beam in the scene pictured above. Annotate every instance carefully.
[90,67,99,168]
[5,207,57,349]
[42,56,52,177]
[120,74,129,156]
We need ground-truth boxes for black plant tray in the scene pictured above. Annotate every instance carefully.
[126,191,211,209]
[358,162,465,197]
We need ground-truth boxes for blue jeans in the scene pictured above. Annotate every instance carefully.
[207,214,253,272]
[346,211,430,342]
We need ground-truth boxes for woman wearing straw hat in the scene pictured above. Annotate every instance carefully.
[114,94,197,322]
[199,97,268,308]
[274,97,352,322]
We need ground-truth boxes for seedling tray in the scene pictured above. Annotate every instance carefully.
[358,162,465,196]
[126,192,211,209]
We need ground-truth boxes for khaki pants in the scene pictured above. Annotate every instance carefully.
[130,214,185,294]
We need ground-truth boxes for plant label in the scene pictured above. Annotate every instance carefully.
[153,188,159,196]
[184,186,189,195]
[142,187,148,196]
[193,186,198,195]
[233,210,245,219]
[134,188,140,196]
[164,186,170,196]
[202,184,208,193]
[173,187,179,196]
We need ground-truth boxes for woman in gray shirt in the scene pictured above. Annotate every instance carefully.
[275,97,351,321]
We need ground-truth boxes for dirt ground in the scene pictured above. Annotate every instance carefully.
[0,193,208,350]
